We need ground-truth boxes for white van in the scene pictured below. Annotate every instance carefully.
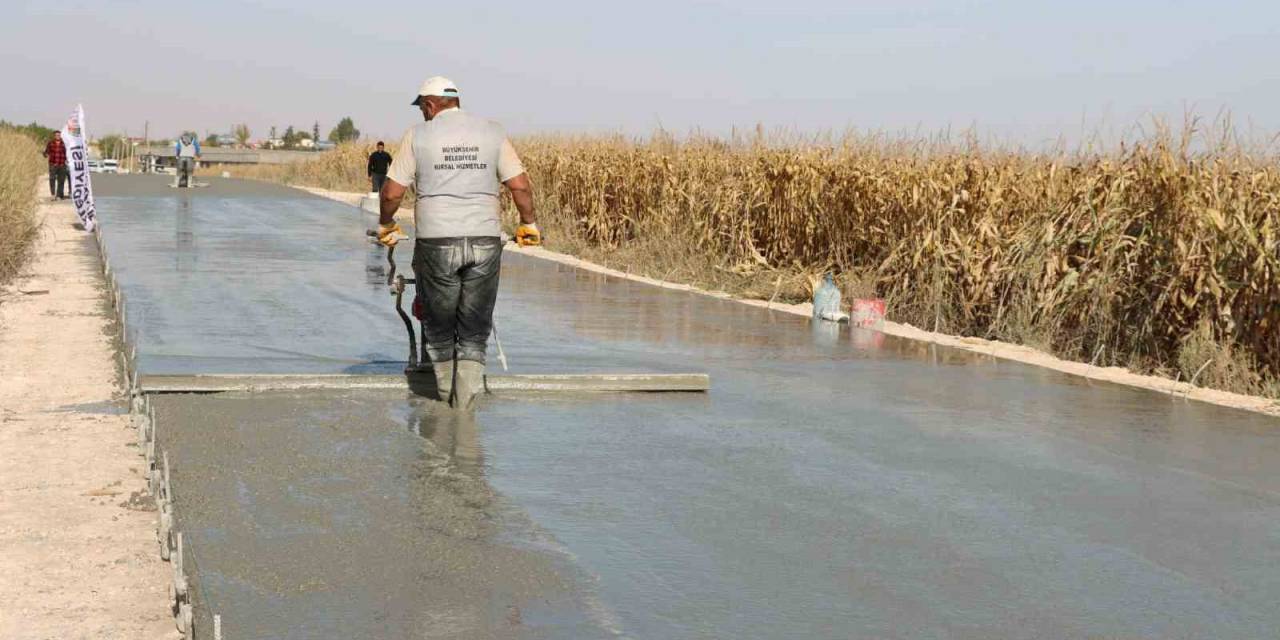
[102,159,119,174]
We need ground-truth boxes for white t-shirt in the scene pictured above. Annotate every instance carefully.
[386,108,525,238]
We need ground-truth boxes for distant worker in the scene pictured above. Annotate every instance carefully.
[174,133,201,187]
[42,131,68,200]
[377,76,541,409]
[367,141,392,194]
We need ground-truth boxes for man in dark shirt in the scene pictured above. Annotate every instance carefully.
[42,132,69,199]
[367,141,393,194]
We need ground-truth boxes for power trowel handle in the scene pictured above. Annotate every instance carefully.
[367,229,415,288]
[386,243,397,287]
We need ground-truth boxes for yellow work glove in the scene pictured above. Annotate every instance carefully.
[515,223,542,247]
[377,222,403,248]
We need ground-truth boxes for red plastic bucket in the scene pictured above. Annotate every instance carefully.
[851,298,885,329]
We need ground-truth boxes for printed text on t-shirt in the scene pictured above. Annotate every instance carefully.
[435,145,488,171]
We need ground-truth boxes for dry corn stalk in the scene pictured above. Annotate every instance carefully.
[236,123,1280,396]
[515,127,1280,394]
[0,129,43,284]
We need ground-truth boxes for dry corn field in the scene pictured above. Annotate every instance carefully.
[234,129,1280,398]
[0,130,43,285]
[209,144,376,192]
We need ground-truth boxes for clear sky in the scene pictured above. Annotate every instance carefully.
[3,0,1278,146]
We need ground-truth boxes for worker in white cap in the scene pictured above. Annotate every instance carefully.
[376,76,541,409]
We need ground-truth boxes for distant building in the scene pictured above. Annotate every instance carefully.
[297,138,315,149]
[315,140,336,151]
[264,138,285,149]
[216,134,237,146]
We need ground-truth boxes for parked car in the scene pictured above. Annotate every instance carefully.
[102,159,119,174]
[88,159,103,173]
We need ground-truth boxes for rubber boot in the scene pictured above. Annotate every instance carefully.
[452,360,485,410]
[432,360,455,403]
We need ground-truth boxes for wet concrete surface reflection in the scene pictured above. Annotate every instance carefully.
[95,177,407,374]
[96,175,1280,638]
[155,391,614,639]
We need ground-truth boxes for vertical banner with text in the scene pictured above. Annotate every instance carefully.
[60,104,97,232]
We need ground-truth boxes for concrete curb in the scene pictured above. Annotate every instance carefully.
[95,225,223,638]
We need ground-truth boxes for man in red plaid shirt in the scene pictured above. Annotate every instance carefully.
[42,131,69,199]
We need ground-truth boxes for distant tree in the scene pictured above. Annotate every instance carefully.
[0,120,57,141]
[328,117,360,143]
[204,133,220,148]
[312,121,320,146]
[269,125,278,140]
[282,125,298,149]
[97,134,124,158]
[233,123,251,147]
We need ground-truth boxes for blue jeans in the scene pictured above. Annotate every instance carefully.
[412,236,502,364]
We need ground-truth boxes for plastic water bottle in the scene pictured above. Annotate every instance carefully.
[812,273,846,322]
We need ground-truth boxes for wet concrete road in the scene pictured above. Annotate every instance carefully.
[96,175,1280,639]
[153,391,613,639]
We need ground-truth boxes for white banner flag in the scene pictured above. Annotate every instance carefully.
[60,104,97,232]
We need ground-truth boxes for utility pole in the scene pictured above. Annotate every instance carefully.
[143,121,149,173]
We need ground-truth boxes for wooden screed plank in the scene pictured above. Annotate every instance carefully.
[139,373,711,394]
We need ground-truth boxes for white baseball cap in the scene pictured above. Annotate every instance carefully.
[411,76,460,105]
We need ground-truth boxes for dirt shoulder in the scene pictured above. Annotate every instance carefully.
[303,185,1280,420]
[0,191,175,639]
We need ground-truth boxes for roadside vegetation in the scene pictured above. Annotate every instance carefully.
[0,127,44,285]
[224,122,1280,398]
[213,142,375,191]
